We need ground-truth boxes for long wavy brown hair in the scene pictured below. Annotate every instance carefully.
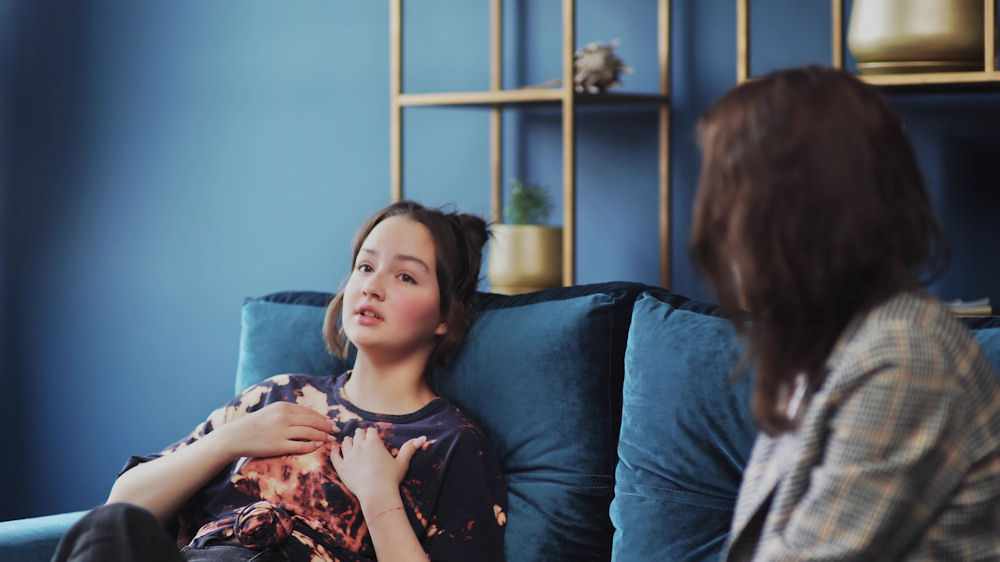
[323,200,489,386]
[690,66,948,435]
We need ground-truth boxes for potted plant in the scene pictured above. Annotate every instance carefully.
[487,180,563,295]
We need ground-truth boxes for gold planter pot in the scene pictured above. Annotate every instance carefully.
[487,224,563,295]
[847,0,984,74]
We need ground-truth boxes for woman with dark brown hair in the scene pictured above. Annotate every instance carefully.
[690,66,1000,560]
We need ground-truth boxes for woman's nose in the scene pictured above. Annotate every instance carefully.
[361,274,384,300]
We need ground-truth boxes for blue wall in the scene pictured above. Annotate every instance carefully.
[2,0,393,519]
[2,0,998,521]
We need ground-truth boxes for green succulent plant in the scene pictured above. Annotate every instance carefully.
[504,180,553,225]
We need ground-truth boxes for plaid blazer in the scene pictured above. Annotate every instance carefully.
[723,291,1000,561]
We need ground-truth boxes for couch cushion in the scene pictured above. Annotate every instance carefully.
[435,282,648,561]
[235,282,650,561]
[974,328,1000,371]
[611,289,756,562]
[235,291,352,393]
[964,316,1000,373]
[0,510,89,562]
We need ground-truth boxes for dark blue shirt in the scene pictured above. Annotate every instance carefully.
[124,373,507,561]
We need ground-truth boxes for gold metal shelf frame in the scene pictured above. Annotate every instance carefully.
[389,0,672,287]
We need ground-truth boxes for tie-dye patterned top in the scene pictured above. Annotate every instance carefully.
[121,373,507,561]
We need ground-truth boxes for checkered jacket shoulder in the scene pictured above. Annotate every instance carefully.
[723,290,1000,561]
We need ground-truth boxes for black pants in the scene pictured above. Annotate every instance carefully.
[51,503,285,562]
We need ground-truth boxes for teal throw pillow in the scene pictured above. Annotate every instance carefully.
[435,283,643,562]
[970,324,1000,374]
[235,292,351,393]
[611,290,756,562]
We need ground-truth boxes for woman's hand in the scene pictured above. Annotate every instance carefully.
[330,427,426,509]
[209,401,339,460]
[108,400,336,524]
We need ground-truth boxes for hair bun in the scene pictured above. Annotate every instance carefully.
[455,213,490,252]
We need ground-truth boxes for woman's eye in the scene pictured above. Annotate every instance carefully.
[357,263,373,273]
[399,273,416,284]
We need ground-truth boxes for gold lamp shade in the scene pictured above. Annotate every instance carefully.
[487,224,563,295]
[847,0,985,74]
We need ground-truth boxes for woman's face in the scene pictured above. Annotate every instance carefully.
[341,215,447,360]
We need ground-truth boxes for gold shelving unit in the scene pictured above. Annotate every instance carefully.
[738,0,1000,89]
[389,0,673,287]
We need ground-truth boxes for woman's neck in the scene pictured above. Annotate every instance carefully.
[344,354,437,415]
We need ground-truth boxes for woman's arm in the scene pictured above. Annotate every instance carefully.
[108,401,338,523]
[331,427,430,562]
[755,364,969,560]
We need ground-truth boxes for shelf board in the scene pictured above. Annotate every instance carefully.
[858,71,1000,91]
[397,88,669,107]
[398,89,561,106]
[577,92,671,105]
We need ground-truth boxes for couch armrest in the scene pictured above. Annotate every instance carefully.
[0,510,89,562]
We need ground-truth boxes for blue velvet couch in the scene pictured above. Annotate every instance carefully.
[3,282,998,561]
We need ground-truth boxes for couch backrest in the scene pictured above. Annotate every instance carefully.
[235,284,1000,562]
[610,292,1000,562]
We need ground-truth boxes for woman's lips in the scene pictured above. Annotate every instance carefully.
[356,307,383,325]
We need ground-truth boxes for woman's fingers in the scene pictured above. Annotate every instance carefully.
[333,426,426,462]
[286,439,325,454]
[285,412,339,433]
[329,443,343,469]
[267,405,341,443]
[396,436,427,467]
[266,402,338,431]
[286,426,335,443]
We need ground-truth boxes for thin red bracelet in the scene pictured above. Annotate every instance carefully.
[370,506,404,524]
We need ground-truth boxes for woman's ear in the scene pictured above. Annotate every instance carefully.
[436,298,462,336]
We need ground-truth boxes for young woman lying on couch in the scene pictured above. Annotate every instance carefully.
[53,201,507,562]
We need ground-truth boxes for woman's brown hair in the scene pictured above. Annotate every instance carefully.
[323,200,489,385]
[690,66,947,435]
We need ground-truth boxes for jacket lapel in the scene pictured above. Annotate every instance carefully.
[725,433,795,555]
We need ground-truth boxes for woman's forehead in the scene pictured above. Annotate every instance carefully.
[361,216,436,264]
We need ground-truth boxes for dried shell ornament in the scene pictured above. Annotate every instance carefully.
[573,39,633,94]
